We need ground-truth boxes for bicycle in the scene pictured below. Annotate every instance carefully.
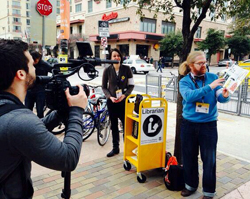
[82,95,111,146]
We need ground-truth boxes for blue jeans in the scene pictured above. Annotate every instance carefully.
[180,119,217,197]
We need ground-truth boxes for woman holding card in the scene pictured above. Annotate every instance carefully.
[102,48,134,157]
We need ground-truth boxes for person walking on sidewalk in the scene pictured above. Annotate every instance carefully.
[0,39,88,198]
[102,48,134,157]
[157,57,163,73]
[178,51,230,199]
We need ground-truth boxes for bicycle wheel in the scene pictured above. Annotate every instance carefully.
[82,112,95,141]
[97,110,111,146]
[45,108,66,135]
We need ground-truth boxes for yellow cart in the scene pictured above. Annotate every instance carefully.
[123,94,168,183]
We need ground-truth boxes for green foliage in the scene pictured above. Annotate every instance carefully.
[160,31,183,57]
[227,35,250,59]
[197,29,225,62]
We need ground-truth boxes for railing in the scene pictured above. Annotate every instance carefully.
[146,74,250,117]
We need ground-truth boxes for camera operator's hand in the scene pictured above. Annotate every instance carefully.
[65,85,88,109]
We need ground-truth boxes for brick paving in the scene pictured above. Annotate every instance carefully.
[32,137,250,199]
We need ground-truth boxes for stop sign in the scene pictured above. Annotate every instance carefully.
[37,0,53,16]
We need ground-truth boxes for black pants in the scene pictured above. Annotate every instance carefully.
[107,99,125,149]
[25,90,45,118]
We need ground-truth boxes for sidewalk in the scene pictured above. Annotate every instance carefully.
[31,102,250,199]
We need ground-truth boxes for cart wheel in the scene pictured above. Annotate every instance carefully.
[123,161,131,171]
[137,173,146,183]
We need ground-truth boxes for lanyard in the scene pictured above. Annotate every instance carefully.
[189,73,205,102]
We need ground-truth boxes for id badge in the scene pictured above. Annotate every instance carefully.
[116,89,122,99]
[196,102,209,114]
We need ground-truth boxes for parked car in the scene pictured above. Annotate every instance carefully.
[218,58,235,67]
[123,57,155,74]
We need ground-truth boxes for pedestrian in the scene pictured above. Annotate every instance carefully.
[157,57,163,73]
[25,51,52,118]
[0,39,88,198]
[102,48,134,157]
[178,51,230,199]
[150,56,153,64]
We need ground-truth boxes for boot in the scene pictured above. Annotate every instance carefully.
[107,148,120,157]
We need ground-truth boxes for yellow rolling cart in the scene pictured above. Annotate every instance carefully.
[123,94,168,183]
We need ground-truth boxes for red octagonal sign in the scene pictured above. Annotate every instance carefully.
[37,0,53,16]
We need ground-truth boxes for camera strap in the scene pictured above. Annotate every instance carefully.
[0,104,27,117]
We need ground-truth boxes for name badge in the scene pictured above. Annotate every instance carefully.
[116,89,122,99]
[196,102,209,114]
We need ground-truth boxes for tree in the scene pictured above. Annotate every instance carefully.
[228,0,250,36]
[227,34,250,61]
[115,0,239,162]
[197,28,225,65]
[160,31,183,67]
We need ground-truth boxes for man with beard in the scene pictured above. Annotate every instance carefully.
[25,51,52,118]
[178,51,230,199]
[0,39,87,198]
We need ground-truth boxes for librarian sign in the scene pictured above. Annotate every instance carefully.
[140,108,164,145]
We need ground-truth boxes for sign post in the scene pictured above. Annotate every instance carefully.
[98,21,109,56]
[36,0,53,52]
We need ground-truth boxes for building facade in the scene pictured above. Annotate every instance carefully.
[56,0,232,65]
[0,0,31,42]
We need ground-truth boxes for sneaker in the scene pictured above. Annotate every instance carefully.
[181,188,196,197]
[107,149,120,157]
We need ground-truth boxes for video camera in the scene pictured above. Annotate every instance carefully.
[37,41,117,113]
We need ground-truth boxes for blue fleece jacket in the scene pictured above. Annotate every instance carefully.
[179,72,230,122]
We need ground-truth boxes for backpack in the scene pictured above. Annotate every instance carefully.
[164,152,185,191]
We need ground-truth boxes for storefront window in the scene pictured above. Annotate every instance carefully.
[140,18,156,33]
[136,45,149,58]
[162,21,175,34]
[95,45,100,58]
[118,44,129,58]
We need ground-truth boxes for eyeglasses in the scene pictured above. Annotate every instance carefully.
[194,62,207,66]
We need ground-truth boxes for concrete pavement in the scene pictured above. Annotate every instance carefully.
[31,101,250,198]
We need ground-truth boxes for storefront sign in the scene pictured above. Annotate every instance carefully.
[102,12,118,21]
[109,17,130,24]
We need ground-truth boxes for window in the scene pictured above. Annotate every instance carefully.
[195,26,202,38]
[13,17,21,23]
[13,26,21,32]
[70,27,73,34]
[26,19,30,25]
[106,0,111,8]
[26,11,30,17]
[12,1,20,7]
[75,3,82,12]
[221,14,226,22]
[57,0,60,6]
[88,0,93,13]
[12,9,21,15]
[120,0,130,5]
[57,8,60,14]
[140,18,156,33]
[26,3,30,9]
[162,21,175,34]
[70,6,72,12]
[78,25,82,34]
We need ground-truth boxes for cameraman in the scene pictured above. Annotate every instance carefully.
[25,51,52,118]
[0,39,87,198]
